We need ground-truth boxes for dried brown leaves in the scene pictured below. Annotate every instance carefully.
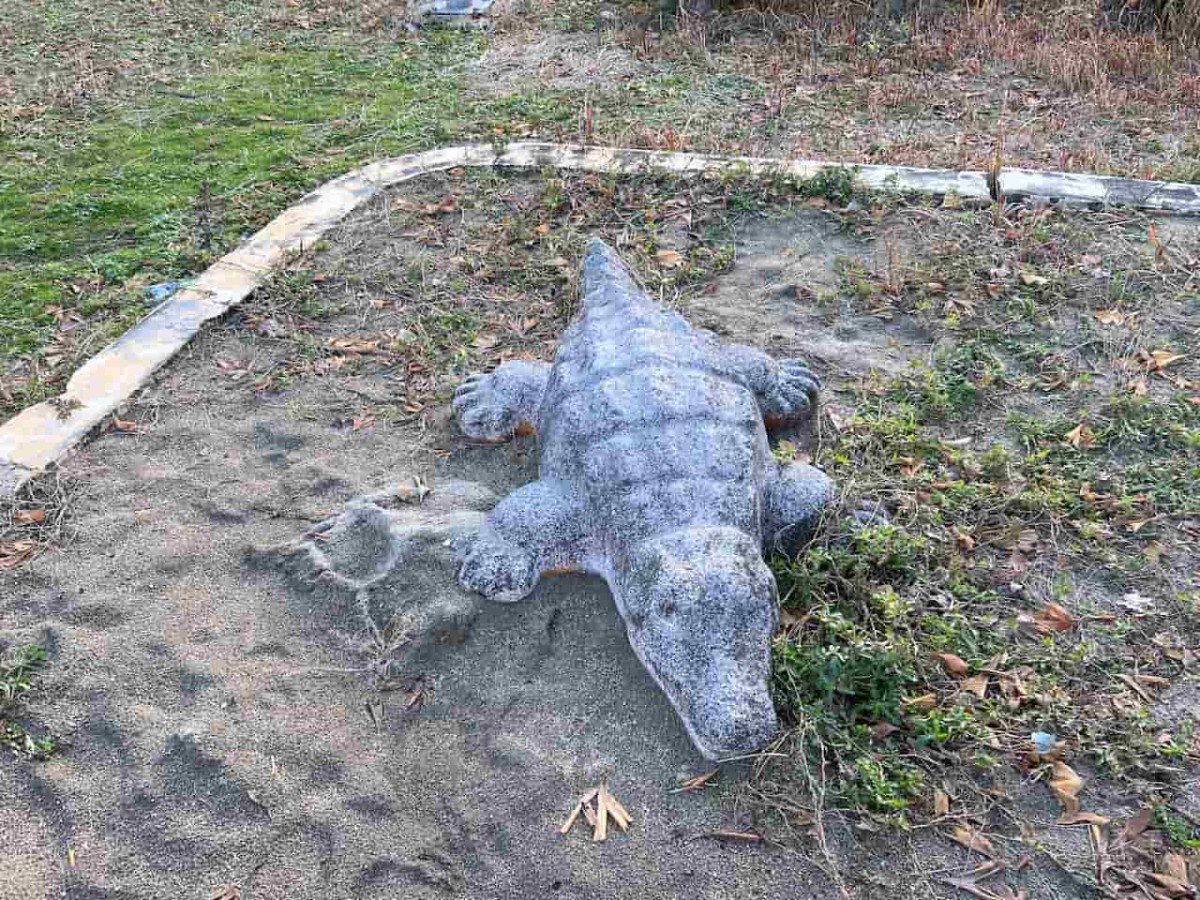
[560,783,632,843]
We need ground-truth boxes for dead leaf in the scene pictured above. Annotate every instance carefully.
[1150,350,1184,371]
[328,337,381,354]
[655,249,684,269]
[1034,602,1076,633]
[559,787,598,835]
[1020,271,1050,287]
[870,721,900,742]
[208,886,241,900]
[1048,761,1083,815]
[962,674,990,698]
[1093,309,1125,326]
[0,540,38,569]
[1063,422,1096,449]
[421,195,457,215]
[898,456,922,477]
[1116,807,1153,845]
[1117,672,1156,703]
[673,770,718,792]
[1136,674,1171,688]
[111,418,141,433]
[934,789,952,817]
[1161,853,1190,884]
[13,510,46,526]
[1148,223,1169,264]
[905,693,938,711]
[1145,873,1193,898]
[603,785,631,831]
[560,783,632,842]
[392,476,431,504]
[954,529,977,552]
[949,824,995,856]
[938,653,971,677]
[778,608,805,631]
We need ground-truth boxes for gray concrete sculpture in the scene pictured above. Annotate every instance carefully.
[452,239,837,760]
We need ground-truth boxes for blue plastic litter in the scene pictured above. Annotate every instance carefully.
[146,281,181,302]
[1031,731,1059,755]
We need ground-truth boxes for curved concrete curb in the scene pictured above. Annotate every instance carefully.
[2,141,1198,497]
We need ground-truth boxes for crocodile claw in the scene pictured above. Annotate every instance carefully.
[453,374,519,442]
[453,532,539,603]
[762,358,821,424]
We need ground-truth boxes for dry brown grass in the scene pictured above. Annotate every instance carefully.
[1157,0,1200,44]
[927,0,1198,101]
[728,0,1200,102]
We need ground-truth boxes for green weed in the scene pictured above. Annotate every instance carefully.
[0,645,54,760]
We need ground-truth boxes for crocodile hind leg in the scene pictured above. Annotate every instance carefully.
[453,360,551,441]
[762,462,836,557]
[453,479,587,603]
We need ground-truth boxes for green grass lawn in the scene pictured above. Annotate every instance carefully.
[3,40,462,333]
[0,6,578,416]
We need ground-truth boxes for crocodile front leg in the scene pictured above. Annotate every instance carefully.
[763,464,889,556]
[453,360,551,442]
[453,479,588,603]
[711,343,821,428]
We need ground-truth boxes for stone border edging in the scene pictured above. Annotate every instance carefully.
[3,141,1198,497]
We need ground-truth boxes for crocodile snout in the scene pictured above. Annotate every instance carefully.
[618,527,779,759]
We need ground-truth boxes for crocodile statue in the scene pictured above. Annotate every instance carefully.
[452,239,839,760]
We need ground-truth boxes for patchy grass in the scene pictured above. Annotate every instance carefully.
[232,164,871,418]
[0,0,589,419]
[0,28,492,417]
[747,199,1198,889]
[0,644,54,759]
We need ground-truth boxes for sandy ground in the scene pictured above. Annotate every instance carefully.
[2,174,1196,899]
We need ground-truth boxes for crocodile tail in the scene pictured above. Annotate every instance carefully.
[581,239,650,314]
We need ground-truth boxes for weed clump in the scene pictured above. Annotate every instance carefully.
[0,645,54,760]
[770,523,1000,814]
